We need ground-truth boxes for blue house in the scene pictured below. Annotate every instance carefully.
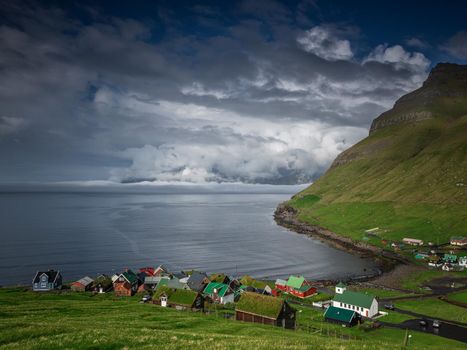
[32,270,62,291]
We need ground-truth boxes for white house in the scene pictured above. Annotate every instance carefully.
[332,283,378,318]
[402,238,424,246]
[459,256,467,267]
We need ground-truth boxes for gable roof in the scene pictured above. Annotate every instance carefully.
[33,270,61,284]
[156,277,187,290]
[333,290,376,309]
[73,276,94,287]
[203,282,231,297]
[187,272,208,291]
[275,279,287,286]
[324,305,356,323]
[236,292,286,319]
[209,273,228,283]
[286,275,305,289]
[120,270,138,284]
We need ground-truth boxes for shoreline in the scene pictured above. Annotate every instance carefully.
[274,202,412,283]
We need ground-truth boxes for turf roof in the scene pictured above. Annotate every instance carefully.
[154,286,198,307]
[236,292,285,319]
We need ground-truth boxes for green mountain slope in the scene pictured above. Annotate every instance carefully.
[286,63,467,246]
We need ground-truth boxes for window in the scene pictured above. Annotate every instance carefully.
[340,302,342,307]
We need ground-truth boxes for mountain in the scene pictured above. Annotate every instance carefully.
[281,63,467,247]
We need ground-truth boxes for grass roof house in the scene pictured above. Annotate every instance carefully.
[235,292,296,329]
[154,286,203,310]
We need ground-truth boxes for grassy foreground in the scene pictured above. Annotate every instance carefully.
[0,288,466,350]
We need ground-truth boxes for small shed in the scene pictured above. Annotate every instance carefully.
[71,276,94,292]
[235,292,296,329]
[324,305,358,327]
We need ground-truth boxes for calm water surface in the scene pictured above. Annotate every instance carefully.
[0,191,376,285]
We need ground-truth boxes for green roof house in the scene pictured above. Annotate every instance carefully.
[235,292,296,329]
[332,290,378,318]
[324,305,358,327]
[286,275,305,289]
[203,282,234,304]
[443,253,458,263]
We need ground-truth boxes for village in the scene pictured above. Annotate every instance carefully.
[362,229,467,272]
[24,232,467,348]
[32,264,384,330]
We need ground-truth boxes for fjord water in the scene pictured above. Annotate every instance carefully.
[0,189,376,285]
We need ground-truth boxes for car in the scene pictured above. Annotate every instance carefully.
[141,294,152,302]
[384,304,395,310]
[419,319,428,327]
[432,320,441,328]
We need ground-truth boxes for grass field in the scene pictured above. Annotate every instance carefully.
[395,297,467,324]
[286,115,467,250]
[398,270,467,293]
[1,288,465,349]
[446,291,467,304]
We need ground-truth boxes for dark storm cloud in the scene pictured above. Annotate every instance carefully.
[0,0,450,184]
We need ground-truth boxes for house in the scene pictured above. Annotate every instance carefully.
[443,253,458,263]
[186,272,210,292]
[203,282,234,304]
[139,266,157,276]
[235,292,296,329]
[324,305,359,327]
[71,276,94,292]
[402,238,424,246]
[32,270,62,291]
[141,276,163,290]
[156,277,189,290]
[332,284,378,318]
[92,274,113,293]
[442,263,454,271]
[274,278,287,292]
[428,255,443,267]
[450,236,467,246]
[153,265,169,277]
[414,253,429,260]
[155,286,204,311]
[459,256,467,267]
[113,270,139,296]
[275,275,317,299]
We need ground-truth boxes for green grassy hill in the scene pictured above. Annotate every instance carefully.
[287,63,467,246]
[1,288,465,350]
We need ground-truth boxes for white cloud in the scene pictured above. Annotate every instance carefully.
[440,31,467,59]
[0,116,28,135]
[364,44,430,72]
[297,26,353,61]
[405,37,429,49]
[105,93,367,184]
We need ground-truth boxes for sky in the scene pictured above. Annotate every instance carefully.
[1,0,466,185]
